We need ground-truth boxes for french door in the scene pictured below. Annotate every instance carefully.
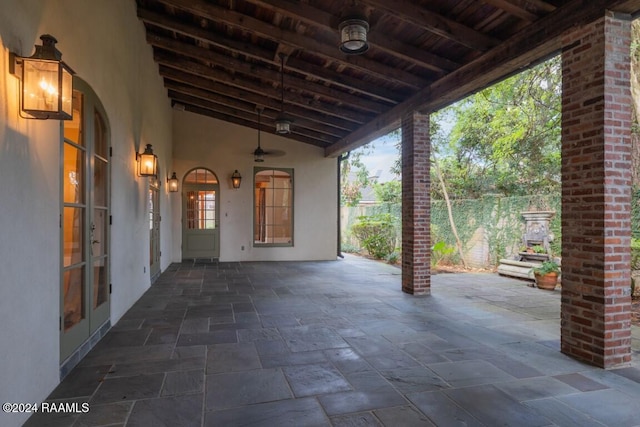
[60,79,110,361]
[149,183,161,281]
[182,168,220,260]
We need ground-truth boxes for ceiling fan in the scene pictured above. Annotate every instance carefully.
[253,106,286,162]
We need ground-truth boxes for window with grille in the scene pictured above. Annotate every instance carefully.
[254,168,293,246]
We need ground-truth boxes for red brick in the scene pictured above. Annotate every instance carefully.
[560,14,632,369]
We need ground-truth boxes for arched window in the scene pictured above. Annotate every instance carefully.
[184,168,218,184]
[254,168,293,246]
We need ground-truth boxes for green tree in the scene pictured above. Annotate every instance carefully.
[372,180,401,204]
[432,56,561,199]
[340,145,373,206]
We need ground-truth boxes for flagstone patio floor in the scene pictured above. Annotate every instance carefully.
[24,254,640,426]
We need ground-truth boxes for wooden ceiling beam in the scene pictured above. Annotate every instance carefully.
[146,33,393,115]
[138,8,407,103]
[154,52,374,125]
[325,0,624,157]
[361,0,501,51]
[154,0,429,89]
[158,65,366,131]
[165,80,352,138]
[180,103,332,148]
[248,0,461,74]
[611,0,640,14]
[481,0,556,22]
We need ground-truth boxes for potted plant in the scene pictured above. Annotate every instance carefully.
[531,260,560,290]
[532,245,546,254]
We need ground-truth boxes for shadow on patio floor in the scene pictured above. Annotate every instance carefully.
[22,254,640,427]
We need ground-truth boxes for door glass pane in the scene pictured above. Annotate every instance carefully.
[149,188,154,231]
[94,157,107,207]
[64,207,84,267]
[93,259,107,309]
[201,191,215,229]
[186,190,216,229]
[92,209,106,257]
[94,109,107,158]
[63,92,83,145]
[149,187,159,268]
[63,144,84,204]
[63,267,85,331]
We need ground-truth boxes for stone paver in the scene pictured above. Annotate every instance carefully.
[23,255,640,426]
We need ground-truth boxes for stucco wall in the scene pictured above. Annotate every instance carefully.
[172,111,338,262]
[0,1,172,425]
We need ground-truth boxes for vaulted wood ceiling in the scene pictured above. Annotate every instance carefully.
[136,0,640,157]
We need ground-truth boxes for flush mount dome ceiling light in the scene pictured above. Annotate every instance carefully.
[338,14,369,55]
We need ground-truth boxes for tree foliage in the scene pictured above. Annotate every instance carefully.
[372,180,401,204]
[340,145,373,206]
[431,56,562,199]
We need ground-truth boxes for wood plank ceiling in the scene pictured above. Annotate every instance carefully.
[136,0,640,157]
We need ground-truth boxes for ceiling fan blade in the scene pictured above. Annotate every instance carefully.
[263,149,286,157]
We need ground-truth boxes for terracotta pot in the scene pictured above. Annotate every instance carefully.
[535,272,558,290]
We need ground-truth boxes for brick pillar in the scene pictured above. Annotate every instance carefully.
[561,13,632,368]
[401,112,430,295]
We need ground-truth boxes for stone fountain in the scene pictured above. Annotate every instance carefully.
[497,211,556,280]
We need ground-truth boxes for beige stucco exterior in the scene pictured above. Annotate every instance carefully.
[0,1,337,425]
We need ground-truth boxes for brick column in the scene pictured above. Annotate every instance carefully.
[561,13,632,368]
[401,112,430,295]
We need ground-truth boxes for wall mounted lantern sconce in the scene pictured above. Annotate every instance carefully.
[137,144,158,177]
[338,14,369,55]
[167,172,179,192]
[231,170,242,189]
[9,34,74,120]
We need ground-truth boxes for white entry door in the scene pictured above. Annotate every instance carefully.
[182,168,220,260]
[149,183,161,281]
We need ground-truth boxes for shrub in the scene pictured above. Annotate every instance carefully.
[386,251,400,265]
[431,241,455,267]
[631,238,640,270]
[351,214,396,259]
[341,242,361,253]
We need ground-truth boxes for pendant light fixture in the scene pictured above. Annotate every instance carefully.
[254,106,265,162]
[338,3,369,55]
[275,53,292,134]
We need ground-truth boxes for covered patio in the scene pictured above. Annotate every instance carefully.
[26,255,640,426]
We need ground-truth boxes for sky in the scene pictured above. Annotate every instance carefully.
[355,109,456,183]
[359,133,400,183]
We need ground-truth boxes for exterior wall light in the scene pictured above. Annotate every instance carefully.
[137,144,158,177]
[9,34,74,120]
[338,15,369,55]
[231,170,242,189]
[167,172,179,192]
